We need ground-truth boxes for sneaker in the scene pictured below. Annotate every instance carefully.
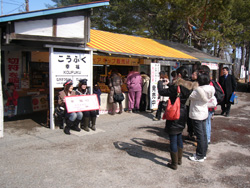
[96,115,99,118]
[189,154,205,162]
[192,153,207,159]
[128,110,132,113]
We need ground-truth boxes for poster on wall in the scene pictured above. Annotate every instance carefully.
[52,52,92,88]
[5,51,22,89]
[150,63,161,109]
[171,62,180,71]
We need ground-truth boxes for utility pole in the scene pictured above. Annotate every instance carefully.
[1,0,3,15]
[25,0,29,12]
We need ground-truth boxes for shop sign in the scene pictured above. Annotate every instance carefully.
[65,95,99,113]
[5,51,22,89]
[52,52,91,87]
[150,63,161,109]
[159,60,176,66]
[93,55,139,66]
[201,62,218,70]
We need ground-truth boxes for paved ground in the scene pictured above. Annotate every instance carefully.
[1,90,250,188]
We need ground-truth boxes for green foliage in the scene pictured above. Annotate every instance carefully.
[49,0,250,60]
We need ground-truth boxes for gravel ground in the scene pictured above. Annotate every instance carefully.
[1,91,250,188]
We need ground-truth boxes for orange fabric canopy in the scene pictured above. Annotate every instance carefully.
[87,29,197,60]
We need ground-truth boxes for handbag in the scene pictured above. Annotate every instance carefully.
[113,92,124,102]
[207,96,217,108]
[54,106,65,118]
[111,77,124,102]
[162,86,181,120]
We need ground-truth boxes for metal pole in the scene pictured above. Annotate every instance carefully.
[49,47,55,130]
[0,28,4,137]
[25,0,29,12]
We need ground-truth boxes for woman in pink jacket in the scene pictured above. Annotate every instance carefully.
[127,70,142,113]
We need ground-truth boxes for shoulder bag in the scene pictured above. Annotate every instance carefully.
[162,86,181,121]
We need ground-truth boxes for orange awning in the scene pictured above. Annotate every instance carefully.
[87,29,197,61]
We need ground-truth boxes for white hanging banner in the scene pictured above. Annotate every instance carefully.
[51,52,91,87]
[150,63,161,109]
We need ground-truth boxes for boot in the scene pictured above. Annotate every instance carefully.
[118,103,123,114]
[64,119,74,135]
[111,103,116,115]
[90,117,96,131]
[71,119,81,132]
[167,151,178,170]
[81,117,90,132]
[178,147,183,165]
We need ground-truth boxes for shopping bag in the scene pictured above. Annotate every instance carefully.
[229,92,237,104]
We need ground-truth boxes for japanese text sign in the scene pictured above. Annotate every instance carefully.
[65,95,100,113]
[150,63,161,109]
[5,51,22,89]
[52,52,91,87]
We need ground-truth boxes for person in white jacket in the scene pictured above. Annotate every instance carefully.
[188,71,215,162]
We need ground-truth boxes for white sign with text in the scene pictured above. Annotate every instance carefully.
[52,52,91,87]
[65,95,99,113]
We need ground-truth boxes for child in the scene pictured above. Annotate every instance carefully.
[4,82,19,120]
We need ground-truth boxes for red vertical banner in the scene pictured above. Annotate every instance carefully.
[5,51,22,89]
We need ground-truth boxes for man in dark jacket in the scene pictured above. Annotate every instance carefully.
[219,67,237,117]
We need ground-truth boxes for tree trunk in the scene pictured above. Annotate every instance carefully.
[240,43,245,80]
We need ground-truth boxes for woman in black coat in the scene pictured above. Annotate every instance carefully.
[158,66,193,170]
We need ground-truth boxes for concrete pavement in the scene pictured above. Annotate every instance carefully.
[1,91,250,188]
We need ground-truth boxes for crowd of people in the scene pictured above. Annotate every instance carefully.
[157,65,236,170]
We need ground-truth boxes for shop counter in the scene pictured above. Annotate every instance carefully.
[99,93,128,114]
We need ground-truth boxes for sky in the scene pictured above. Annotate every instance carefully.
[1,0,55,16]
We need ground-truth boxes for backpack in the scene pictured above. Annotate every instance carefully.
[211,80,225,104]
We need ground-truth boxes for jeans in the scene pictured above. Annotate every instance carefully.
[192,119,208,159]
[206,111,214,143]
[169,133,183,153]
[66,112,83,122]
[186,106,194,136]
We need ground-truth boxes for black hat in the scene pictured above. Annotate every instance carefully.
[79,79,88,85]
[159,71,165,75]
[63,79,73,86]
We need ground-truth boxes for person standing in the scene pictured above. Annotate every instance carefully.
[140,72,150,112]
[186,69,198,140]
[93,82,102,117]
[188,71,215,162]
[108,70,124,115]
[127,70,142,113]
[153,71,169,121]
[158,66,192,170]
[76,79,97,131]
[219,67,237,117]
[4,82,19,120]
[58,79,82,135]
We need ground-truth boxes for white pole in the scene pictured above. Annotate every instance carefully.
[49,47,55,129]
[0,28,3,138]
[90,50,93,94]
